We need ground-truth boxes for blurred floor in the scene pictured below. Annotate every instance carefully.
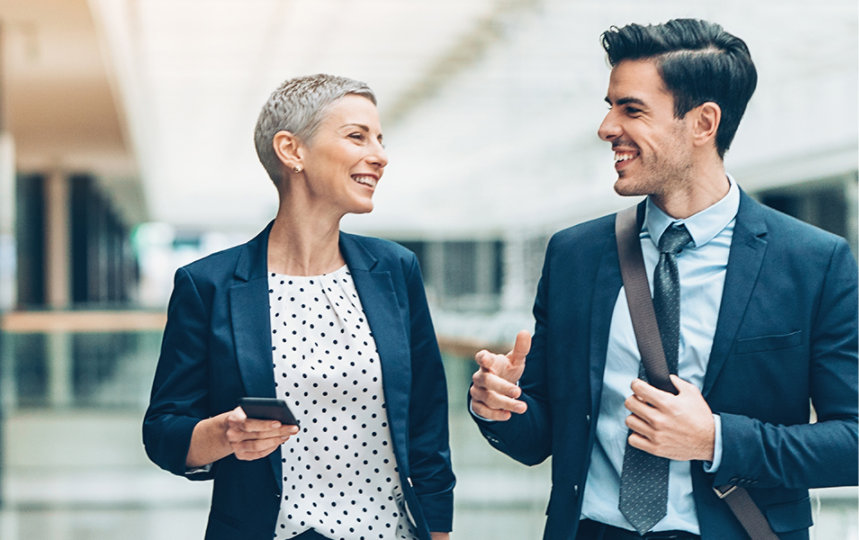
[0,340,855,539]
[0,410,551,540]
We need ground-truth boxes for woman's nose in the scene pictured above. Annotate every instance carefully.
[369,142,388,168]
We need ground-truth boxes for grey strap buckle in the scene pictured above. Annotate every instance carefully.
[713,485,738,499]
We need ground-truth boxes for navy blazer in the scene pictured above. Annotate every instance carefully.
[475,192,858,539]
[144,224,455,540]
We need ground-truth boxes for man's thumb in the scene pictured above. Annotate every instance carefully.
[508,330,531,366]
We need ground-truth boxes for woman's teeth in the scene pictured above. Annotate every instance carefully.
[352,175,377,187]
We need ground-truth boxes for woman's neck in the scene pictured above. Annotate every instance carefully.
[267,201,345,276]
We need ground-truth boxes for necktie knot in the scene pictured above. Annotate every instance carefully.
[658,224,692,255]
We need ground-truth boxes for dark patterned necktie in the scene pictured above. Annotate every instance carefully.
[618,223,692,534]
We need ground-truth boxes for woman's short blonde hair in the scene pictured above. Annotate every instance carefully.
[254,74,376,186]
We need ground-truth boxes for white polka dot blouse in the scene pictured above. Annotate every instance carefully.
[268,266,418,540]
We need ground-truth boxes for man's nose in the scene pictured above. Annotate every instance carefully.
[598,112,620,141]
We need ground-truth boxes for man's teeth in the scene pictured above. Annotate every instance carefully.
[352,175,377,187]
[614,153,635,163]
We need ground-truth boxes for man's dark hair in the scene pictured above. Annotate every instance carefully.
[601,19,757,158]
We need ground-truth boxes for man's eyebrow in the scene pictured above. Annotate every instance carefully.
[605,96,647,107]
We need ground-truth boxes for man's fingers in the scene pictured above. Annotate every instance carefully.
[472,369,522,399]
[470,375,527,415]
[470,380,526,414]
[625,413,654,438]
[669,374,698,394]
[630,378,672,407]
[471,331,530,422]
[507,330,531,366]
[627,432,657,454]
[481,393,527,414]
[470,392,527,419]
[470,401,513,422]
[624,392,652,417]
[475,350,503,373]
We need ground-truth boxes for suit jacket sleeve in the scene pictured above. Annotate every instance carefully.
[404,254,456,532]
[714,238,859,489]
[143,266,215,480]
[471,234,557,466]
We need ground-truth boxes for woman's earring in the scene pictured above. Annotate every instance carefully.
[293,166,303,173]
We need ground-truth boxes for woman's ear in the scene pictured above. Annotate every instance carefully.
[273,130,304,172]
[691,102,721,149]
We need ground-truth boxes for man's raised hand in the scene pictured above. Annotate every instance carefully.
[470,330,531,421]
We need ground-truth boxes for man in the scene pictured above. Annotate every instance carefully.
[469,18,858,540]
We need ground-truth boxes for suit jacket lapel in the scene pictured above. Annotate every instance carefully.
[702,192,768,396]
[340,233,411,469]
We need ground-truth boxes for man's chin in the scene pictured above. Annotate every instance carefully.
[613,177,645,197]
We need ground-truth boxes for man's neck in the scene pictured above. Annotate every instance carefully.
[650,165,730,220]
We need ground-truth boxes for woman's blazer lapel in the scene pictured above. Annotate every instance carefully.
[225,226,413,482]
[229,222,278,399]
[340,233,412,473]
[227,223,282,489]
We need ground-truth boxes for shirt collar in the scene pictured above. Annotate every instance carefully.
[645,174,740,249]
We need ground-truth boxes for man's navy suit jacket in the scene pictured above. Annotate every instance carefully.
[143,224,455,540]
[475,191,858,539]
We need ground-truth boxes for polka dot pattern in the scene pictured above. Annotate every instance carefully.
[268,266,417,540]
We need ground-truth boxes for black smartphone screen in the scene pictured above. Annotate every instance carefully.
[239,397,300,427]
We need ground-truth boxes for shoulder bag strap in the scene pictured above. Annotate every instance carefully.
[614,204,674,394]
[614,204,779,540]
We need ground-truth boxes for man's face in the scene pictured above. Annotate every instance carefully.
[598,59,695,198]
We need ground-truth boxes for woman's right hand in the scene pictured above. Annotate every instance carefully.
[224,406,300,461]
[186,406,299,467]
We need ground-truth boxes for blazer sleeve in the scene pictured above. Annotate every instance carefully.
[470,235,556,466]
[143,266,215,480]
[714,238,859,489]
[404,254,456,532]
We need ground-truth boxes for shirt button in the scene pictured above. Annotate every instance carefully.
[573,484,579,496]
[585,414,591,423]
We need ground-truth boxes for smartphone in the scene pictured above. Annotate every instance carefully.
[239,397,300,427]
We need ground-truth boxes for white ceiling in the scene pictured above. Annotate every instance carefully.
[81,0,859,237]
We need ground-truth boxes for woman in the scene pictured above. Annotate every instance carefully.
[143,74,454,540]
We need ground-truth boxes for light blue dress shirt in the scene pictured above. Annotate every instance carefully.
[580,178,740,534]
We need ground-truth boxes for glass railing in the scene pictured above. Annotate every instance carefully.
[0,314,854,539]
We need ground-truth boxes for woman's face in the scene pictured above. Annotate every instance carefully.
[298,94,388,215]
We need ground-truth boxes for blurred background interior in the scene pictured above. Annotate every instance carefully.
[0,0,856,538]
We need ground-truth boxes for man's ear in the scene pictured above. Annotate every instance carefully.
[273,130,304,171]
[691,102,721,149]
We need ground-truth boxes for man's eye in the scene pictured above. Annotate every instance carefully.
[626,107,642,115]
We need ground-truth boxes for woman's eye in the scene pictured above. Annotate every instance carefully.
[349,133,365,141]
